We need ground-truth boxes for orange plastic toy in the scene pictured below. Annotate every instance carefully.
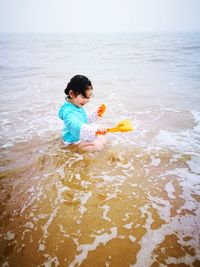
[97,104,106,117]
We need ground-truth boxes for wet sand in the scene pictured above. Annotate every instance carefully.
[0,139,200,267]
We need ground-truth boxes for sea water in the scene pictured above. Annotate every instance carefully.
[0,32,200,266]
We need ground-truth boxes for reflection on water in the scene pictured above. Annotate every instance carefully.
[0,137,200,266]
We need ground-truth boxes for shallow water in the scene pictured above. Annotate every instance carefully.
[0,32,200,266]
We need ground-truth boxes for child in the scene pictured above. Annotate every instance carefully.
[58,75,107,152]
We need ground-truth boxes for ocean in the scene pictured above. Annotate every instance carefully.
[0,32,200,266]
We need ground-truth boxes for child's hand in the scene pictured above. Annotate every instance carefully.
[97,104,106,117]
[96,126,107,135]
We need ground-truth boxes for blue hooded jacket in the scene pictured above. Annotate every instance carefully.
[58,101,88,143]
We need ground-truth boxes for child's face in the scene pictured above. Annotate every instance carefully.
[70,88,93,107]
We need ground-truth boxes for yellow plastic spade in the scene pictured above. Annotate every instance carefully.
[107,119,133,132]
[96,119,134,135]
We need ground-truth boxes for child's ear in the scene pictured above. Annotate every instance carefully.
[69,90,75,98]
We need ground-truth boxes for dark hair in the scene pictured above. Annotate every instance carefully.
[64,75,93,98]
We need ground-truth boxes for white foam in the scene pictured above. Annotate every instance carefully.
[129,235,136,243]
[43,256,60,267]
[163,168,200,187]
[145,109,199,153]
[80,180,91,189]
[101,205,111,222]
[104,192,118,201]
[24,221,34,229]
[100,174,126,183]
[41,208,58,238]
[187,156,200,173]
[69,227,118,267]
[39,244,46,251]
[147,194,171,221]
[65,155,84,168]
[133,203,200,267]
[59,224,70,238]
[164,181,176,200]
[4,231,15,241]
[124,222,133,229]
[123,212,133,222]
[151,156,161,166]
[166,255,194,266]
[75,173,81,180]
[191,110,200,134]
[78,191,92,217]
[101,175,116,182]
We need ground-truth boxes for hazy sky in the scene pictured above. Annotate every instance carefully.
[0,0,200,33]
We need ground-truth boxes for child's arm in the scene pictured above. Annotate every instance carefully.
[80,124,106,142]
[79,124,97,142]
[87,104,106,124]
[87,111,98,124]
